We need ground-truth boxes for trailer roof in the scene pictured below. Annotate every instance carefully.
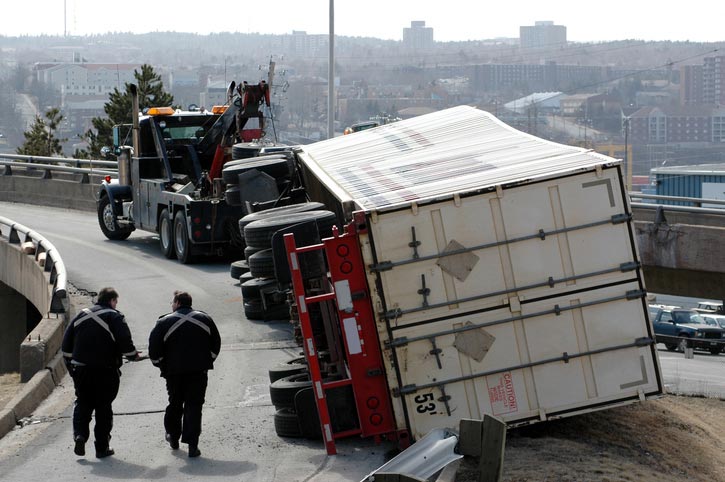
[297,106,619,211]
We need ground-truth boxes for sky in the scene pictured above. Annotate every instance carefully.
[2,0,724,43]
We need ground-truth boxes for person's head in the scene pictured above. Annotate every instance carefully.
[172,290,192,311]
[97,287,119,309]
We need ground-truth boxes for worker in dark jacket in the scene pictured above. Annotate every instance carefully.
[148,290,221,458]
[61,287,144,459]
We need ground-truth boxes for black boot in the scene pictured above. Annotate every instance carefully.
[73,435,85,456]
[188,444,201,458]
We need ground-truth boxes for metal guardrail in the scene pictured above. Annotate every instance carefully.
[0,152,117,168]
[0,160,116,181]
[0,216,67,314]
[629,192,725,217]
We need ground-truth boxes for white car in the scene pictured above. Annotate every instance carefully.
[701,313,725,330]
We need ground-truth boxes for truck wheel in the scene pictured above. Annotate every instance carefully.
[241,277,276,300]
[97,195,132,241]
[248,249,276,279]
[270,373,314,409]
[173,210,194,264]
[230,260,249,280]
[270,373,340,409]
[664,342,677,351]
[710,346,722,355]
[244,211,337,249]
[238,202,326,236]
[159,209,176,259]
[268,358,308,383]
[273,408,303,438]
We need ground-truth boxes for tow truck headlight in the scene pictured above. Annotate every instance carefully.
[695,331,705,338]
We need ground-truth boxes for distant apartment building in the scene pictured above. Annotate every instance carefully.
[680,65,704,106]
[703,56,725,106]
[284,31,328,57]
[679,56,725,106]
[471,62,606,92]
[630,105,716,144]
[519,21,567,49]
[403,21,434,50]
[35,62,139,96]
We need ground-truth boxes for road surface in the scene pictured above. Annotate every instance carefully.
[0,202,386,482]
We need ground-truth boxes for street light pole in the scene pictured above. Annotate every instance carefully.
[327,0,335,139]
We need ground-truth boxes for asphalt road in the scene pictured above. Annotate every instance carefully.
[0,202,387,482]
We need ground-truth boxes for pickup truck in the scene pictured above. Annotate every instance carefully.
[652,308,725,354]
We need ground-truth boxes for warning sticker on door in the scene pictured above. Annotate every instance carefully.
[486,372,519,416]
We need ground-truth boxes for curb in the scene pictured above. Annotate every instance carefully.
[0,370,59,440]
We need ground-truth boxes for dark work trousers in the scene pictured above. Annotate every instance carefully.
[71,365,120,448]
[164,372,208,446]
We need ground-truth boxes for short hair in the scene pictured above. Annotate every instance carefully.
[173,290,192,307]
[98,287,119,304]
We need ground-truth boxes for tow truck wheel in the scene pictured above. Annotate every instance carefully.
[159,209,176,259]
[97,195,132,241]
[173,210,193,264]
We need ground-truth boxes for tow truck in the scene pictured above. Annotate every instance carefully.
[96,72,280,263]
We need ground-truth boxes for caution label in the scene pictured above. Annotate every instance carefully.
[487,371,519,416]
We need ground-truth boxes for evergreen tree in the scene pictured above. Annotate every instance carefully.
[17,107,66,157]
[84,64,174,157]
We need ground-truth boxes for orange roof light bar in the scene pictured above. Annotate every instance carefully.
[211,105,228,114]
[147,107,175,116]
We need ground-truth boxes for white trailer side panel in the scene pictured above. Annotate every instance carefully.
[362,168,661,439]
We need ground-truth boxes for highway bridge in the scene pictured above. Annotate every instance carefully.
[1,160,724,481]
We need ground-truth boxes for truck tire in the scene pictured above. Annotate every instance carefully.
[710,346,722,355]
[238,202,326,236]
[230,259,249,279]
[241,277,277,300]
[224,185,242,206]
[248,249,275,279]
[231,143,263,160]
[244,245,265,260]
[243,300,265,320]
[222,157,295,184]
[97,195,133,241]
[270,373,340,409]
[273,408,303,438]
[159,208,176,259]
[268,357,308,383]
[244,211,337,249]
[173,210,194,264]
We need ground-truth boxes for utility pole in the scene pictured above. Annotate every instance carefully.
[64,0,67,37]
[327,0,335,139]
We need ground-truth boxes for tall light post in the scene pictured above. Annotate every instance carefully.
[327,0,335,139]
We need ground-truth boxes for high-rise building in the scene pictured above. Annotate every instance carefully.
[403,21,434,50]
[680,65,704,106]
[519,21,567,49]
[703,56,725,106]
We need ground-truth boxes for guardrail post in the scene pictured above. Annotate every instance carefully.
[41,169,52,179]
[684,338,694,359]
[459,415,506,482]
[79,172,90,183]
[8,227,20,244]
[2,165,10,176]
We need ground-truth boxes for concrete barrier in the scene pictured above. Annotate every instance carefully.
[20,316,65,383]
[0,216,71,439]
[6,370,55,421]
[0,173,98,212]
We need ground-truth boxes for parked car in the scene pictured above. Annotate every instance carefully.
[701,313,725,330]
[696,301,724,314]
[652,308,725,355]
[648,304,678,322]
